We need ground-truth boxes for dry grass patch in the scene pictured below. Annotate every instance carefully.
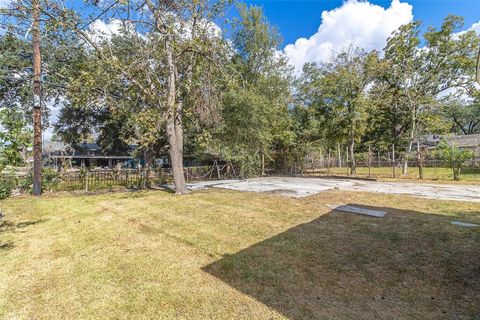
[0,189,479,319]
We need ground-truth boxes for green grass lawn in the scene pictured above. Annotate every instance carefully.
[1,189,479,319]
[315,166,480,183]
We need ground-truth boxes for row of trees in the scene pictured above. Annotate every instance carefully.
[0,1,479,194]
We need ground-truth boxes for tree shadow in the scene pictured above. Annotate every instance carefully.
[461,167,480,176]
[0,219,46,233]
[0,219,47,251]
[203,205,480,319]
[0,241,14,251]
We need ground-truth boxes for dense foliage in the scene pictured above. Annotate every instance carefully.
[0,1,479,189]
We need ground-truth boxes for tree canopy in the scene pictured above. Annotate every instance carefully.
[0,1,479,189]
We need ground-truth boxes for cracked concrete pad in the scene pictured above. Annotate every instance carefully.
[188,177,480,202]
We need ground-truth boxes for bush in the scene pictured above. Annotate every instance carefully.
[18,168,59,193]
[0,175,17,199]
[438,141,474,181]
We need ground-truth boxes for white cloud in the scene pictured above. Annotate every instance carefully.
[454,20,480,38]
[284,0,413,72]
[467,21,480,34]
[0,0,12,8]
[88,17,221,44]
[88,19,135,43]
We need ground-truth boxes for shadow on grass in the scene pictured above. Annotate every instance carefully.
[203,205,480,319]
[0,219,46,233]
[461,167,480,175]
[0,241,14,250]
[0,219,47,251]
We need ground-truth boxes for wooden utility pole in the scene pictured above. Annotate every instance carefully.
[32,0,43,195]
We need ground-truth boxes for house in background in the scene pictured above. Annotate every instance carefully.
[418,134,480,154]
[43,142,221,170]
[45,142,139,170]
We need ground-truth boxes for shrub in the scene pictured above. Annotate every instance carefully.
[438,141,474,181]
[0,175,17,199]
[18,168,59,193]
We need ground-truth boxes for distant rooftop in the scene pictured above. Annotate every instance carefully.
[418,134,480,148]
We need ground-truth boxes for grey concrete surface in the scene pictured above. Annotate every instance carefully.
[451,221,479,227]
[325,204,387,217]
[187,176,480,202]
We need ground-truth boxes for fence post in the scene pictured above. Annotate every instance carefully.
[392,144,396,178]
[346,146,349,176]
[417,141,424,180]
[377,150,380,168]
[261,153,265,176]
[216,161,221,179]
[337,142,342,168]
[368,146,372,178]
[327,148,331,175]
[84,171,89,192]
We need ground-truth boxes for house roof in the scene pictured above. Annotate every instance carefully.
[43,142,137,158]
[444,134,480,148]
[418,134,480,148]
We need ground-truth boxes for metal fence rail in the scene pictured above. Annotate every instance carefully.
[54,163,237,192]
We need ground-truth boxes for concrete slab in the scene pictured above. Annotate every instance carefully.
[451,221,479,227]
[187,177,480,203]
[326,204,386,217]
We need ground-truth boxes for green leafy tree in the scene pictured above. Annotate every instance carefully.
[298,47,380,174]
[438,141,474,181]
[203,4,293,176]
[49,0,230,194]
[441,95,480,135]
[377,16,479,174]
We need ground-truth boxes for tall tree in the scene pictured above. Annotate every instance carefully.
[31,0,42,195]
[441,89,480,135]
[380,16,479,174]
[54,0,229,194]
[201,4,293,176]
[298,48,380,174]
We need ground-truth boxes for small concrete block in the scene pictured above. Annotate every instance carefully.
[326,204,386,217]
[451,221,478,227]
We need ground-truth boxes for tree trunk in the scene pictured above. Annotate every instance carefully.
[403,106,417,175]
[417,141,423,180]
[348,116,356,175]
[453,167,460,181]
[337,142,342,168]
[392,144,396,178]
[416,142,423,180]
[32,0,42,196]
[261,152,265,175]
[402,140,413,175]
[348,138,356,175]
[166,36,188,195]
[166,114,188,194]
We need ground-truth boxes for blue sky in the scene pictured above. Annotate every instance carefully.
[224,0,479,71]
[239,0,480,46]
